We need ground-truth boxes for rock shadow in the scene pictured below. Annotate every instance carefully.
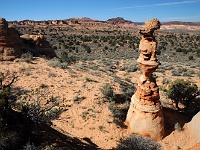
[33,124,100,150]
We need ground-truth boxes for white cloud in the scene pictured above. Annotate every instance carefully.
[161,15,200,22]
[110,0,200,10]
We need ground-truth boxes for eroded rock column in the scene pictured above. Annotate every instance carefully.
[125,18,164,141]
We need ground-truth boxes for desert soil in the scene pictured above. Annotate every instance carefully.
[0,57,199,149]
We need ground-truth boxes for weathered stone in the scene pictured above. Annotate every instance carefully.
[0,18,8,35]
[125,18,164,141]
[0,18,23,61]
[0,18,57,61]
[20,33,56,58]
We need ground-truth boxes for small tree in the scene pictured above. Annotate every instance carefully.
[166,79,198,110]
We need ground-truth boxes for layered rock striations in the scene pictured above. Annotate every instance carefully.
[0,18,23,60]
[125,18,165,141]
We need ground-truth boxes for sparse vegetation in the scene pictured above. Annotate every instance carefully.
[0,71,64,149]
[100,83,115,101]
[20,52,34,63]
[1,20,199,150]
[115,133,161,150]
[108,101,130,126]
[48,57,68,69]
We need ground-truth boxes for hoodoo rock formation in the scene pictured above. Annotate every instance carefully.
[0,18,23,60]
[125,18,165,141]
[0,18,56,61]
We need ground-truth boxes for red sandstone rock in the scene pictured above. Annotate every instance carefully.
[20,33,56,58]
[0,18,56,61]
[0,18,23,61]
[125,18,164,141]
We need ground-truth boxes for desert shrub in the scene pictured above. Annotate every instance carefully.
[166,79,198,110]
[23,142,61,150]
[48,57,68,69]
[99,83,115,101]
[18,88,63,125]
[0,72,30,150]
[20,52,34,63]
[108,101,129,126]
[183,70,195,77]
[188,55,194,60]
[171,70,182,76]
[115,133,161,150]
[73,96,86,104]
[0,71,17,116]
[162,77,170,85]
[120,81,136,101]
[58,52,76,64]
[113,75,136,102]
[85,77,98,82]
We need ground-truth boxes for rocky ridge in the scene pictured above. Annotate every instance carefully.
[8,17,200,30]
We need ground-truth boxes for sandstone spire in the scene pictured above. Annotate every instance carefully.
[125,18,165,141]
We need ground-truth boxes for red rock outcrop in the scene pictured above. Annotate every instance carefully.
[125,18,164,141]
[0,18,23,60]
[20,33,56,58]
[0,18,56,60]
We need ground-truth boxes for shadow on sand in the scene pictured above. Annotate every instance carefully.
[33,124,100,150]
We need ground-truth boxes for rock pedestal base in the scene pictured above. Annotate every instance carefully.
[125,95,165,141]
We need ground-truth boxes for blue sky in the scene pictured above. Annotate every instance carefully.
[1,0,200,22]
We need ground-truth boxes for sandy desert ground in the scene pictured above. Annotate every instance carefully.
[0,57,199,149]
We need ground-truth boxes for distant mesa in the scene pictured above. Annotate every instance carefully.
[0,18,56,61]
[106,17,136,27]
[8,17,200,28]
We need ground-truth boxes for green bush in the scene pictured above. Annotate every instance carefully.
[166,79,198,110]
[20,52,34,63]
[19,94,62,125]
[108,101,129,126]
[48,57,68,69]
[59,52,76,64]
[99,83,115,101]
[115,133,161,150]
